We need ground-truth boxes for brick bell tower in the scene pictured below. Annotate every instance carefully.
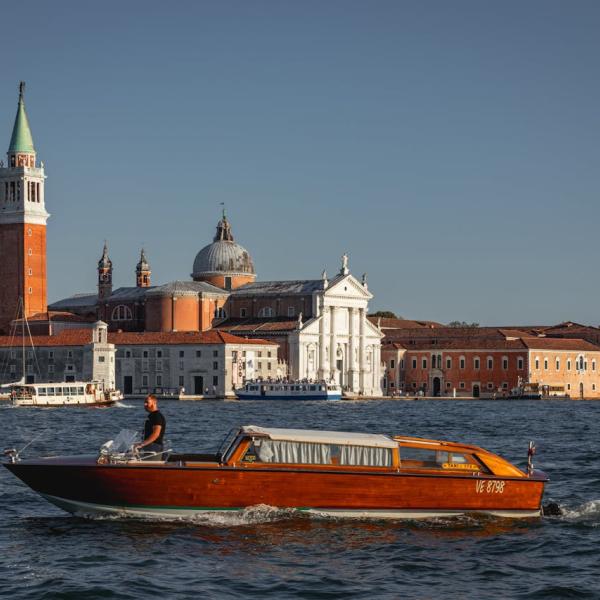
[0,83,49,334]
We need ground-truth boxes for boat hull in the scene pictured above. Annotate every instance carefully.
[4,458,546,520]
[12,399,116,408]
[235,392,341,401]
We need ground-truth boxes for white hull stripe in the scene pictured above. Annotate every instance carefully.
[41,494,541,520]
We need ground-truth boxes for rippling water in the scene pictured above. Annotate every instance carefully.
[1,399,599,599]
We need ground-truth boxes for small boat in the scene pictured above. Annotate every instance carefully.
[235,381,342,401]
[3,425,547,519]
[10,381,122,408]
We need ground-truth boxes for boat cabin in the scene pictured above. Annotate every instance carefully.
[165,426,527,478]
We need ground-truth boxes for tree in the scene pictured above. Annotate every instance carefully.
[369,311,399,319]
[447,321,480,328]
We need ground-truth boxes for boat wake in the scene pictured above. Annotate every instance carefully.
[555,499,600,524]
[113,401,135,409]
[76,504,302,526]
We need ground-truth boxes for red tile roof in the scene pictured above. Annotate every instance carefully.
[14,311,96,323]
[0,329,276,347]
[216,318,298,333]
[520,337,600,351]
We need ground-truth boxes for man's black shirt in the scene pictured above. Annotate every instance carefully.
[144,410,166,445]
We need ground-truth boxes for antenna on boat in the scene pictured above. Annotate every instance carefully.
[3,431,44,463]
[527,441,536,476]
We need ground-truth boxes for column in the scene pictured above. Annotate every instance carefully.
[348,307,358,392]
[359,308,366,393]
[329,306,337,383]
[318,301,327,381]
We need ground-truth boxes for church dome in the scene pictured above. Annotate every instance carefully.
[191,215,255,286]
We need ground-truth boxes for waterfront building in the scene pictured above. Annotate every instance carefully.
[380,321,600,399]
[0,321,116,391]
[0,324,278,398]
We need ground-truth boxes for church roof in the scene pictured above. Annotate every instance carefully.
[8,83,35,154]
[192,215,255,278]
[232,280,325,296]
[49,293,98,311]
[147,280,228,297]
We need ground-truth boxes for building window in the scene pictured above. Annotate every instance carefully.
[258,362,262,369]
[474,357,480,370]
[28,268,32,276]
[287,306,296,317]
[179,361,184,370]
[487,357,493,370]
[487,382,494,389]
[567,359,571,371]
[67,351,73,359]
[213,350,218,357]
[502,382,508,389]
[213,375,218,386]
[213,361,218,370]
[535,358,539,370]
[111,305,133,321]
[179,376,184,386]
[143,350,149,358]
[544,358,548,370]
[156,359,162,372]
[157,350,162,358]
[556,358,560,370]
[422,358,427,369]
[460,356,465,369]
[446,357,452,369]
[567,383,571,390]
[258,307,274,317]
[28,248,32,256]
[48,364,54,373]
[459,382,465,389]
[224,277,232,290]
[267,362,272,370]
[142,360,149,371]
[400,359,404,369]
[142,375,148,387]
[518,357,524,370]
[412,358,417,369]
[125,350,131,358]
[196,350,202,358]
[240,308,247,318]
[593,384,596,391]
[28,287,32,294]
[502,357,508,370]
[593,360,596,372]
[390,359,395,369]
[98,356,105,362]
[156,375,162,387]
[179,350,185,358]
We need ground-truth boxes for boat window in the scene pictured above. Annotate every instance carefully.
[38,387,47,396]
[78,387,85,394]
[242,438,392,467]
[400,446,485,472]
[310,386,316,391]
[69,387,78,395]
[47,387,55,395]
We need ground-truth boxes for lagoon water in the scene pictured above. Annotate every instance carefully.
[1,399,599,599]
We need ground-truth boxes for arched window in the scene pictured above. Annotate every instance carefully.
[213,307,227,319]
[111,305,132,321]
[486,356,493,370]
[502,356,508,370]
[459,356,465,369]
[473,356,480,370]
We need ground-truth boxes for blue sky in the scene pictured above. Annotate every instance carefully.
[1,1,599,325]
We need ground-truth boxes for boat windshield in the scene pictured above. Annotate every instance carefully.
[217,427,240,461]
[399,446,488,472]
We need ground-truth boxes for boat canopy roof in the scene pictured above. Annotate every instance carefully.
[241,425,397,449]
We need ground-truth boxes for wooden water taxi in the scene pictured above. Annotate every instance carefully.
[3,425,547,519]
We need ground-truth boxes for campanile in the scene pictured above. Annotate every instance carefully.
[0,83,49,333]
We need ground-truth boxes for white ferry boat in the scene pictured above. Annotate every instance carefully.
[10,381,122,408]
[235,381,342,401]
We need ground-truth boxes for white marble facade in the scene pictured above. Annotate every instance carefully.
[288,259,383,396]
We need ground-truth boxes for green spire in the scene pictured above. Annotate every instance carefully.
[8,82,35,155]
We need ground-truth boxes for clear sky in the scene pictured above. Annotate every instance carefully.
[1,1,599,326]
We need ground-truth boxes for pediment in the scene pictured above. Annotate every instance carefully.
[324,274,372,300]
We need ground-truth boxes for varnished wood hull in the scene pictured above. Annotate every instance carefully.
[4,457,547,520]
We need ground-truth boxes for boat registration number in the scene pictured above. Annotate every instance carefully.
[475,480,506,494]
